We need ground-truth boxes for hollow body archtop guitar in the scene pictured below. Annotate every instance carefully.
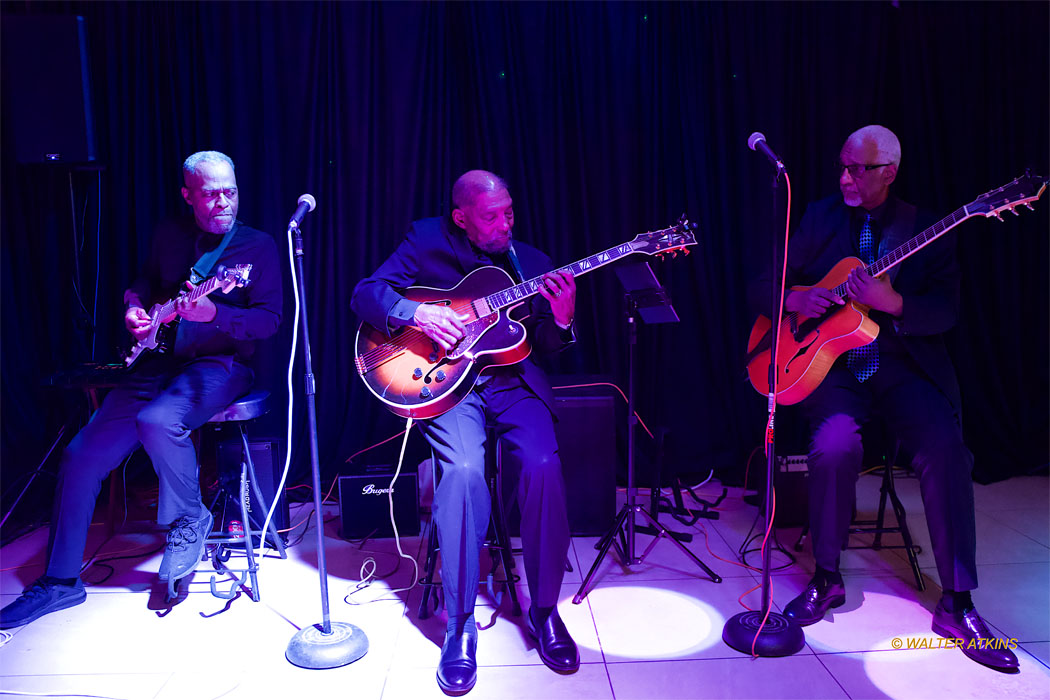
[746,171,1047,405]
[355,219,698,419]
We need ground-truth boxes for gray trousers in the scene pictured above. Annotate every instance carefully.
[419,373,570,619]
[46,357,252,579]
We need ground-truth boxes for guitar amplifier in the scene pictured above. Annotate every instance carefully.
[339,467,420,539]
[215,438,289,534]
[501,393,617,536]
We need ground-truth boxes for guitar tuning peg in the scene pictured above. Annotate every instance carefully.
[1025,202,1036,211]
[670,250,678,258]
[1008,206,1020,216]
[683,248,691,256]
[994,212,1005,222]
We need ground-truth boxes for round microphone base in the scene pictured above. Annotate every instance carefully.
[722,610,805,657]
[286,621,369,669]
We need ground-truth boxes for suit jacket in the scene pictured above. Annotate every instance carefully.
[350,216,574,412]
[747,194,962,408]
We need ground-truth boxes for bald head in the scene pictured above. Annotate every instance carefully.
[452,170,509,210]
[839,125,900,210]
[450,170,514,254]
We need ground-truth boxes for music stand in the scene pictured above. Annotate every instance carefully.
[573,262,721,605]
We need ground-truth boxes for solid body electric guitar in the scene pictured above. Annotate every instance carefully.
[123,263,252,368]
[355,219,698,419]
[746,171,1047,405]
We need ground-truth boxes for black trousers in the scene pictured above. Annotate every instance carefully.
[803,353,978,591]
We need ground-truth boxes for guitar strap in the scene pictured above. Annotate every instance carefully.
[189,222,239,284]
[506,243,526,283]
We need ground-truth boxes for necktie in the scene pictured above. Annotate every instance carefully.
[846,214,879,382]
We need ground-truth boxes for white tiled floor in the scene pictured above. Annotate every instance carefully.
[0,473,1047,700]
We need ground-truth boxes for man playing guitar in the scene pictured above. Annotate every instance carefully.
[351,170,580,694]
[0,151,282,628]
[747,126,1017,671]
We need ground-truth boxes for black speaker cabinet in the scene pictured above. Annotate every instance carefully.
[216,438,289,534]
[339,467,420,539]
[502,394,617,536]
[2,15,98,164]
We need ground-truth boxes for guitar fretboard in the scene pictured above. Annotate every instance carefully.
[827,206,972,299]
[483,241,639,311]
[154,276,223,320]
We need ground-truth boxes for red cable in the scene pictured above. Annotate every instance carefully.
[753,171,792,657]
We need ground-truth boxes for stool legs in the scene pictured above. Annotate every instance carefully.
[206,424,287,602]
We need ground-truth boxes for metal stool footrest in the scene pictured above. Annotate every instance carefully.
[197,393,287,602]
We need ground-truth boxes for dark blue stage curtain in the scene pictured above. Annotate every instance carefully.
[1,1,1046,522]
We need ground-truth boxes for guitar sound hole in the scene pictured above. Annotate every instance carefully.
[423,358,449,385]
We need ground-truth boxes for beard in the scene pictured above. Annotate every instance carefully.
[841,191,862,208]
[473,232,512,255]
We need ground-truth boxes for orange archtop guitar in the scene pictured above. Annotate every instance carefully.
[355,218,697,419]
[746,171,1047,405]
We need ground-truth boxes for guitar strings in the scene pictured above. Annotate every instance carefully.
[359,229,688,370]
[356,299,481,370]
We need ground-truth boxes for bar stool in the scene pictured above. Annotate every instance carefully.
[418,428,522,619]
[176,390,287,602]
[845,443,925,591]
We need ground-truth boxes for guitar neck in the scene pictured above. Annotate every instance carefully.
[154,276,222,319]
[483,240,642,311]
[828,206,973,297]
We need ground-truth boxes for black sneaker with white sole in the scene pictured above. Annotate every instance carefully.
[0,577,86,629]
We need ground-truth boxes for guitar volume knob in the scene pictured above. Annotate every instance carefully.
[412,368,423,379]
[435,370,446,382]
[419,387,432,399]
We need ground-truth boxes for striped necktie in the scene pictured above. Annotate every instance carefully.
[846,213,879,382]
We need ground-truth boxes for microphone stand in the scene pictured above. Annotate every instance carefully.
[284,217,369,669]
[722,160,805,657]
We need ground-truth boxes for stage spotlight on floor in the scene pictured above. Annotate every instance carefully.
[574,586,724,660]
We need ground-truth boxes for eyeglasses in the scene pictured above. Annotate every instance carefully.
[836,162,892,178]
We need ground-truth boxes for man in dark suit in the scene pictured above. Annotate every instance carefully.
[749,126,1016,671]
[351,170,580,694]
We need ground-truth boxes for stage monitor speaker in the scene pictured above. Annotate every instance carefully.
[339,467,420,540]
[2,15,97,164]
[502,393,617,536]
[216,438,289,534]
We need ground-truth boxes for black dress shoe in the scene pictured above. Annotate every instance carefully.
[436,627,478,695]
[783,576,846,626]
[527,607,580,673]
[932,601,1019,672]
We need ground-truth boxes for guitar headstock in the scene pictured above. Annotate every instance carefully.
[216,263,253,293]
[630,214,699,259]
[969,169,1048,221]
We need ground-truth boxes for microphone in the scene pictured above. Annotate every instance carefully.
[748,132,785,170]
[288,194,317,230]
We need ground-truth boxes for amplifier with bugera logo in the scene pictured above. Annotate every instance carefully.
[338,467,420,539]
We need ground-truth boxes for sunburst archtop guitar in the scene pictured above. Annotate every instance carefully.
[746,170,1047,405]
[355,218,698,419]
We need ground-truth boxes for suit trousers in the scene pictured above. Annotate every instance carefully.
[419,372,570,619]
[803,353,977,591]
[46,357,253,580]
